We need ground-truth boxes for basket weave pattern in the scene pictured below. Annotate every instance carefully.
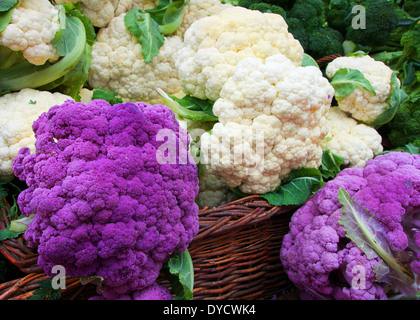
[0,195,298,300]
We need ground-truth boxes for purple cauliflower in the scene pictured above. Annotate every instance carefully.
[280,152,420,300]
[12,99,199,300]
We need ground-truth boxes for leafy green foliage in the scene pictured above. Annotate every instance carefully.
[260,150,344,206]
[260,168,324,206]
[29,279,62,300]
[0,0,17,12]
[124,9,165,64]
[124,0,188,63]
[330,68,376,99]
[91,88,123,105]
[162,249,194,300]
[157,88,218,122]
[0,7,14,34]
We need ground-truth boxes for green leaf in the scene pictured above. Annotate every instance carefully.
[0,7,14,34]
[260,168,324,206]
[302,54,319,68]
[162,249,194,300]
[337,188,415,287]
[319,150,344,180]
[124,9,165,63]
[146,0,189,35]
[0,224,23,241]
[157,88,219,122]
[92,88,123,105]
[29,279,62,300]
[330,68,376,99]
[368,72,408,128]
[0,0,17,12]
[62,4,96,46]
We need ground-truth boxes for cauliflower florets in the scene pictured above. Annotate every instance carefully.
[200,54,333,194]
[174,6,304,102]
[0,88,72,180]
[0,0,61,65]
[54,0,158,27]
[88,13,183,105]
[326,55,395,124]
[321,107,383,168]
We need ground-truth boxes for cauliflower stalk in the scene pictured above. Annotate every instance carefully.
[326,54,408,127]
[0,88,73,181]
[200,54,334,195]
[12,99,199,300]
[321,107,383,168]
[0,1,94,100]
[280,152,420,300]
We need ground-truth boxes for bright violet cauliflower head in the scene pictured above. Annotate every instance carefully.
[280,152,420,300]
[13,99,199,299]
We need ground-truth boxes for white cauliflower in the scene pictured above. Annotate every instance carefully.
[325,55,396,124]
[200,54,334,195]
[321,107,383,168]
[54,0,158,27]
[174,0,233,39]
[174,6,304,102]
[0,89,73,180]
[88,13,183,104]
[0,0,61,65]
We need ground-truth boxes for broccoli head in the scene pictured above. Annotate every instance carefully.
[403,0,420,18]
[346,0,399,48]
[386,97,420,148]
[326,0,354,34]
[248,3,287,18]
[308,27,345,59]
[12,99,200,300]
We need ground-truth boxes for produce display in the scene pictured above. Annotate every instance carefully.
[0,0,419,301]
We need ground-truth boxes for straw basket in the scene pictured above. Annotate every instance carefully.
[189,195,298,300]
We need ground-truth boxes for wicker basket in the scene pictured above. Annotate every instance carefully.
[0,195,299,300]
[189,195,297,300]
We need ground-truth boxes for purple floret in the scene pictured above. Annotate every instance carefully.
[280,152,420,300]
[13,99,199,299]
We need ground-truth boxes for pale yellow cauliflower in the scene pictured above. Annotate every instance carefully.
[174,6,304,102]
[0,0,61,65]
[88,13,183,104]
[326,55,396,124]
[200,54,333,194]
[321,107,383,168]
[0,89,72,180]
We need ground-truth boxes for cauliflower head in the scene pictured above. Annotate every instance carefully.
[0,88,72,181]
[88,13,183,105]
[280,152,420,300]
[174,6,304,102]
[0,0,61,65]
[200,54,334,194]
[326,55,396,124]
[54,0,158,27]
[321,107,383,168]
[12,99,199,300]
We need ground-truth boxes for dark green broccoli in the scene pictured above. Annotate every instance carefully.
[386,97,420,147]
[308,27,344,58]
[286,17,310,49]
[403,0,420,18]
[345,0,399,48]
[326,0,353,34]
[248,3,287,18]
[237,0,296,10]
[287,0,325,29]
[395,21,420,69]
